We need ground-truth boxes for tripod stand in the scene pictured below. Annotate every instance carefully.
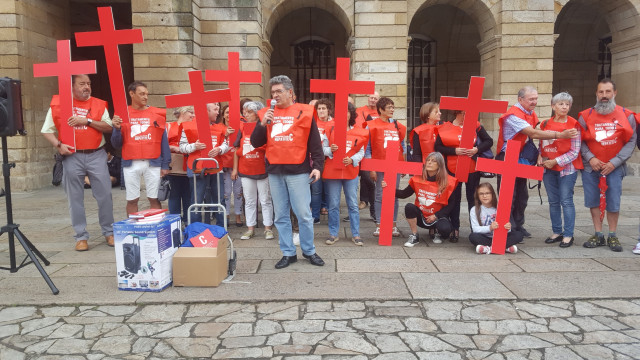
[0,136,59,295]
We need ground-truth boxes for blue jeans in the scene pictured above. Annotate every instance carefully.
[310,179,326,219]
[543,170,578,237]
[268,173,316,256]
[325,177,360,238]
[375,172,400,223]
[168,175,192,221]
[188,170,226,225]
[581,166,625,212]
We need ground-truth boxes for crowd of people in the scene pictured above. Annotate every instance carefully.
[42,74,640,267]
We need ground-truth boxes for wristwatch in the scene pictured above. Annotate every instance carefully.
[87,119,93,126]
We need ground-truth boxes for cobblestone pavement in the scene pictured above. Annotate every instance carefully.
[1,299,640,359]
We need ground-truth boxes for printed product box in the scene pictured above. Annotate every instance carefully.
[114,214,182,292]
[173,234,229,287]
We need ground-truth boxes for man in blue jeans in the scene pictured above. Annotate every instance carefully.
[578,79,637,252]
[250,75,325,269]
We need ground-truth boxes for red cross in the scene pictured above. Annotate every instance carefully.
[165,71,231,169]
[75,6,144,124]
[310,58,375,165]
[440,77,508,182]
[205,52,261,144]
[360,140,423,246]
[33,40,97,149]
[475,139,543,254]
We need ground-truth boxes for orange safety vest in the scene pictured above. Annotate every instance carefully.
[539,116,584,171]
[356,106,379,128]
[409,175,457,217]
[182,120,226,172]
[257,103,313,165]
[322,126,367,180]
[316,119,335,137]
[497,105,539,153]
[120,106,166,160]
[50,95,106,150]
[237,121,267,176]
[438,121,480,175]
[409,123,438,161]
[367,118,406,161]
[579,105,634,163]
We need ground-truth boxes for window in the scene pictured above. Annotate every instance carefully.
[598,36,612,81]
[292,39,335,104]
[407,37,436,129]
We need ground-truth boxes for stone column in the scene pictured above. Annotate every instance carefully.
[352,0,409,123]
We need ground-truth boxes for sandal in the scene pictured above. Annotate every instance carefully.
[321,208,329,215]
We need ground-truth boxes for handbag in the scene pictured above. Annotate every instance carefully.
[519,138,539,165]
[157,177,171,202]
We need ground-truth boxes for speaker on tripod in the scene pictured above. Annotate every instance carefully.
[0,77,58,295]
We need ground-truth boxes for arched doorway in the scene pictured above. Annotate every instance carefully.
[408,4,483,129]
[268,7,350,104]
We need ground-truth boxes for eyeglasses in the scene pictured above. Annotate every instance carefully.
[271,89,288,95]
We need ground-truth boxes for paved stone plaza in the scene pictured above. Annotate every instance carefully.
[0,176,639,358]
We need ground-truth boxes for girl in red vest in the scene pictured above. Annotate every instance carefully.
[323,102,367,246]
[409,102,441,162]
[388,152,457,247]
[167,106,195,221]
[435,110,493,243]
[218,105,243,227]
[312,98,335,220]
[537,92,582,248]
[470,183,523,254]
[232,101,274,240]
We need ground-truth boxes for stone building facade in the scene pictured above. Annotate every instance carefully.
[1,0,640,190]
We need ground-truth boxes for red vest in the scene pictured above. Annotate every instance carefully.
[258,103,313,165]
[322,126,367,180]
[409,175,457,217]
[316,119,334,137]
[579,105,634,163]
[438,121,480,175]
[367,118,406,161]
[237,121,266,176]
[497,105,539,153]
[539,116,584,171]
[409,123,438,162]
[356,106,379,128]
[182,120,226,172]
[167,121,187,173]
[50,95,106,150]
[120,106,166,160]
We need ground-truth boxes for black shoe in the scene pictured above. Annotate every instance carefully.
[313,218,320,224]
[545,233,563,244]
[583,234,606,248]
[519,227,532,238]
[275,255,297,269]
[343,216,350,222]
[559,237,574,248]
[302,253,325,266]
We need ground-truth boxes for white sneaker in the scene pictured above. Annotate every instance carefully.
[240,229,254,240]
[404,233,419,247]
[293,232,300,246]
[632,242,640,254]
[264,229,275,240]
[432,234,442,244]
[476,245,491,254]
[392,227,401,237]
[506,245,518,254]
[373,226,380,236]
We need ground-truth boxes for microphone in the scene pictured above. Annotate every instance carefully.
[267,100,275,124]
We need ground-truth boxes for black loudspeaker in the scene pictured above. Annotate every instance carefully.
[123,236,140,273]
[172,228,181,248]
[0,78,24,137]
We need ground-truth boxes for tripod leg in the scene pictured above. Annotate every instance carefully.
[16,228,50,266]
[14,230,59,295]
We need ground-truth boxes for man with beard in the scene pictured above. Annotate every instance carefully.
[578,78,636,252]
[497,86,577,237]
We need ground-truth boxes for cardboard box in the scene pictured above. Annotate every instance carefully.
[114,214,182,292]
[173,234,229,287]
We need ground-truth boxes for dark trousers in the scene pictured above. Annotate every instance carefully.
[496,152,528,229]
[469,231,523,248]
[405,203,452,239]
[450,171,482,231]
[359,170,376,217]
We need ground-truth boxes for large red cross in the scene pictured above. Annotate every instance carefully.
[475,139,543,254]
[310,58,375,164]
[165,71,231,169]
[75,6,144,124]
[440,76,508,182]
[361,140,423,246]
[205,52,261,144]
[33,40,97,149]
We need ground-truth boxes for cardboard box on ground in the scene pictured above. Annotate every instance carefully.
[173,234,229,287]
[113,214,182,292]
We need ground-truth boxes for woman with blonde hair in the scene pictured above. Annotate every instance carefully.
[167,106,195,221]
